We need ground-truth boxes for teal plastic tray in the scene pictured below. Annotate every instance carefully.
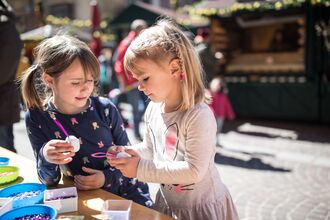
[0,183,46,208]
[0,204,57,220]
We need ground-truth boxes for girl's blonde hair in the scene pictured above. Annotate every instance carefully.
[124,18,209,111]
[21,35,100,110]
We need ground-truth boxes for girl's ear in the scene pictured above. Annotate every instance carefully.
[169,58,181,77]
[42,73,54,88]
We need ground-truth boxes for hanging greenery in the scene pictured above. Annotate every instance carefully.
[44,15,115,42]
[184,0,330,17]
[45,15,108,29]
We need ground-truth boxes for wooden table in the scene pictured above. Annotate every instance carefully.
[0,147,173,220]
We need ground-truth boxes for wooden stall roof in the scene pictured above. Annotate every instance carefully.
[20,24,91,42]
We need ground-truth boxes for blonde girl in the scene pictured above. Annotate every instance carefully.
[108,19,238,219]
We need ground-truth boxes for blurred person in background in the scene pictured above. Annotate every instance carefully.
[16,49,31,111]
[16,50,31,81]
[195,27,218,86]
[98,48,113,96]
[114,19,148,141]
[0,0,22,152]
[209,76,236,146]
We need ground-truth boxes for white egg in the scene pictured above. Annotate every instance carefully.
[66,135,80,152]
[116,151,131,158]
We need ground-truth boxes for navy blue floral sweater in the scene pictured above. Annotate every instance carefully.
[25,96,153,207]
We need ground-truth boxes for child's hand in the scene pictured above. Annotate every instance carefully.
[107,145,126,154]
[74,167,105,190]
[108,149,140,178]
[106,145,126,159]
[43,139,75,164]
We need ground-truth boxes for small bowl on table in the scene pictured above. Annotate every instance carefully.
[0,204,57,220]
[44,186,78,214]
[0,166,19,185]
[0,182,46,208]
[101,199,132,220]
[0,157,9,166]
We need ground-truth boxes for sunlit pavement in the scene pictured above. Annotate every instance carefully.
[14,111,330,220]
[218,119,330,220]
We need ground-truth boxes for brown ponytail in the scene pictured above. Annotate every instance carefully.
[20,64,44,109]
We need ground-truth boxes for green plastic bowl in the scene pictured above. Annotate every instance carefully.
[0,166,19,185]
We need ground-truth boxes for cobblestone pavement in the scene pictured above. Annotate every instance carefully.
[13,116,330,220]
[217,119,330,220]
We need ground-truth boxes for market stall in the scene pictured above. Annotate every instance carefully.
[191,0,330,122]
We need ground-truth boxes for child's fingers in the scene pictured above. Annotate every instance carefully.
[107,145,125,154]
[48,140,74,152]
[75,174,100,186]
[74,172,104,190]
[124,149,138,157]
[82,166,100,174]
[106,153,117,160]
[56,151,75,160]
[74,175,91,185]
[107,147,117,154]
[47,151,74,163]
[108,157,128,166]
[48,145,74,154]
[48,139,71,146]
[52,156,73,165]
[74,179,93,190]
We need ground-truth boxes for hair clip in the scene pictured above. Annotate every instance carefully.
[179,72,184,81]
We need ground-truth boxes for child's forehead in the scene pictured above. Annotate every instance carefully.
[59,69,94,80]
[135,57,169,69]
[131,59,152,73]
[132,68,144,75]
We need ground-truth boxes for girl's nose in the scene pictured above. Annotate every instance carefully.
[81,81,90,91]
[138,84,144,91]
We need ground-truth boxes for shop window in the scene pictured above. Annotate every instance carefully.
[211,14,306,76]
